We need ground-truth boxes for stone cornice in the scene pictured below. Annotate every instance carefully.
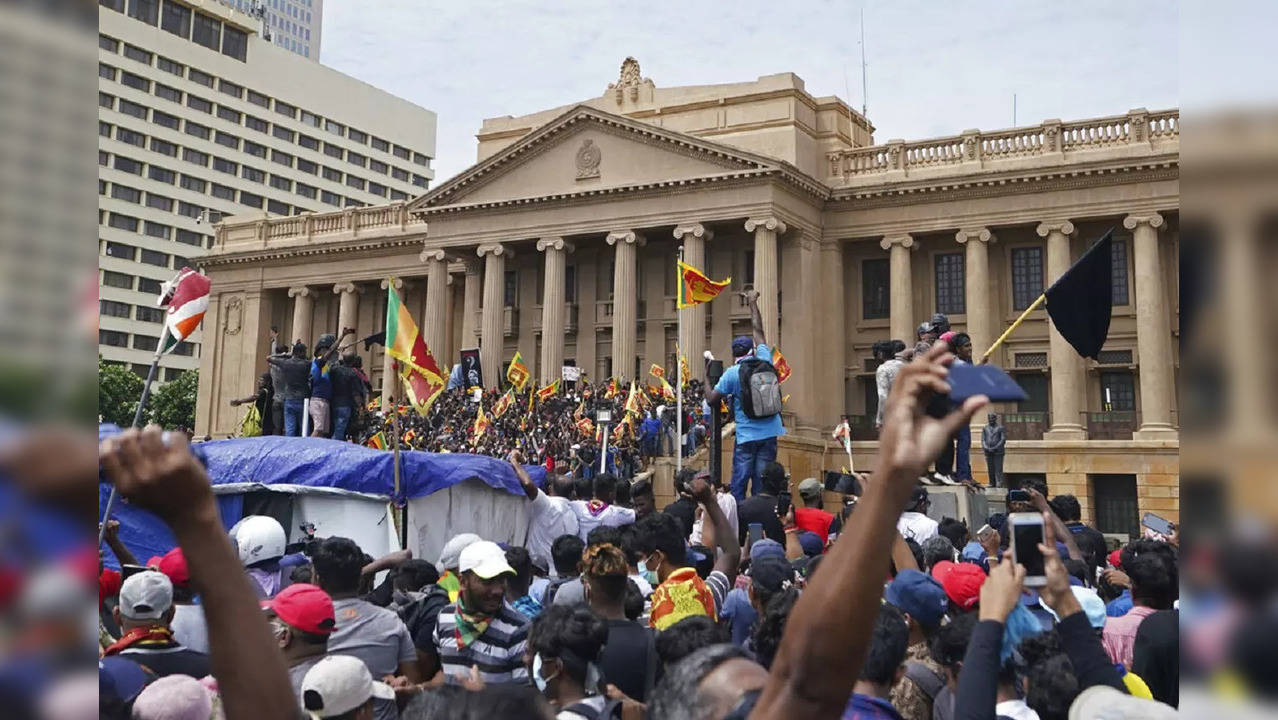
[199,236,423,268]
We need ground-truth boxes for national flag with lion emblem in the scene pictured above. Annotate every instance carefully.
[676,260,731,308]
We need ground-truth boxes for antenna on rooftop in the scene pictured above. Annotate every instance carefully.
[1013,93,1018,126]
[859,6,869,118]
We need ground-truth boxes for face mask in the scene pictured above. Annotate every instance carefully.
[637,555,659,586]
[531,653,558,694]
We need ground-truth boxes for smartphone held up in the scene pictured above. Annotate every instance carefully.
[1009,512,1046,587]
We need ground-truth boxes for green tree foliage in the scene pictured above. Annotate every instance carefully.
[98,357,144,427]
[149,369,199,430]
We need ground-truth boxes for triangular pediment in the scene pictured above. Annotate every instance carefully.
[410,105,781,209]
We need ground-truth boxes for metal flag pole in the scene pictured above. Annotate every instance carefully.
[676,245,683,474]
[98,324,170,548]
[389,380,408,551]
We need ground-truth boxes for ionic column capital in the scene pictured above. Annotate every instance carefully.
[745,216,787,235]
[955,227,996,245]
[536,237,575,253]
[287,286,313,298]
[379,278,403,291]
[332,282,361,295]
[1122,212,1165,232]
[477,243,514,259]
[1035,220,1076,238]
[879,233,915,250]
[419,248,447,263]
[605,230,646,247]
[672,223,714,242]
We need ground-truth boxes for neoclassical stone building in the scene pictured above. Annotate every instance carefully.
[197,59,1179,528]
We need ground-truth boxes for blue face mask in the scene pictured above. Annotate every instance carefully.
[637,556,659,586]
[531,653,558,694]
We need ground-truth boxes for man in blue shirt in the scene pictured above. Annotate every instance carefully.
[704,289,785,501]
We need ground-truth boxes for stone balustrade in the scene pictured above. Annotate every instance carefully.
[213,201,426,251]
[827,108,1178,182]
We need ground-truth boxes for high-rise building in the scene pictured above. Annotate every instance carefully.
[222,0,323,60]
[98,0,436,380]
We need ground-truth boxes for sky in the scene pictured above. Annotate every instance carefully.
[320,0,1179,185]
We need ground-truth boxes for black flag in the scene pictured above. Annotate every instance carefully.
[361,330,386,351]
[1044,229,1114,360]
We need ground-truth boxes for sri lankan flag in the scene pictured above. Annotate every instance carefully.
[612,419,628,443]
[678,348,691,388]
[537,379,560,402]
[573,398,585,421]
[576,417,594,437]
[401,429,417,446]
[605,378,619,399]
[676,260,731,308]
[659,376,676,402]
[385,280,446,415]
[773,348,792,383]
[366,431,388,450]
[493,389,514,418]
[649,363,666,380]
[471,405,490,444]
[506,351,530,391]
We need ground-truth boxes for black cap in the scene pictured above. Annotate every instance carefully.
[749,555,795,594]
[910,486,929,505]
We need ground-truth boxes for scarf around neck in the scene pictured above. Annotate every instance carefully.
[104,626,175,656]
[454,595,496,649]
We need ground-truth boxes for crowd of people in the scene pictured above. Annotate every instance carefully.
[98,338,1181,720]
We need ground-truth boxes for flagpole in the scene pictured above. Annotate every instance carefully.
[98,325,170,548]
[978,292,1046,364]
[676,245,683,474]
[389,378,408,552]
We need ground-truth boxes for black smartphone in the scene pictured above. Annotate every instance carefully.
[1141,512,1174,536]
[1007,489,1030,503]
[747,523,764,546]
[121,563,150,580]
[776,491,791,519]
[1010,513,1046,586]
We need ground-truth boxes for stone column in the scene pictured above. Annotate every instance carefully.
[673,223,713,364]
[1125,213,1176,438]
[819,240,847,422]
[378,278,402,408]
[537,237,574,384]
[880,234,916,343]
[287,286,314,347]
[780,232,820,430]
[477,244,511,389]
[746,217,785,344]
[955,228,996,358]
[421,249,449,356]
[333,282,360,341]
[461,256,482,349]
[1038,221,1087,439]
[606,230,645,380]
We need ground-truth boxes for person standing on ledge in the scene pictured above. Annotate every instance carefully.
[981,413,1006,488]
[705,288,786,501]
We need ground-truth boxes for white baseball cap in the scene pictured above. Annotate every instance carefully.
[301,655,394,718]
[437,532,482,570]
[118,570,173,621]
[458,540,515,580]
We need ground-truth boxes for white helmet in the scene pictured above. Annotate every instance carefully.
[229,515,287,566]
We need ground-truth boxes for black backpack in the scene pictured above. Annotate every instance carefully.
[737,357,783,419]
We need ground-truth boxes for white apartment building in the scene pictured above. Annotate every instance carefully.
[98,0,436,380]
[222,0,323,60]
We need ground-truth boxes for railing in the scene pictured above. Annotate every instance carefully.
[826,108,1178,182]
[212,201,424,251]
[530,303,580,334]
[1003,412,1048,441]
[502,307,518,337]
[1086,411,1137,440]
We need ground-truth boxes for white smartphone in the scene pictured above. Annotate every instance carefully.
[1009,512,1046,587]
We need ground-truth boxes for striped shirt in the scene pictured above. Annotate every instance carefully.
[433,600,531,685]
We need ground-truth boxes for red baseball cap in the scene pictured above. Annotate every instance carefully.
[147,548,191,588]
[263,583,336,635]
[1107,549,1123,570]
[931,560,986,610]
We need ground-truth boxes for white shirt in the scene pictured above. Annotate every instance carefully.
[898,511,939,543]
[527,490,579,573]
[170,603,209,654]
[571,500,636,541]
[995,699,1041,720]
[689,492,740,547]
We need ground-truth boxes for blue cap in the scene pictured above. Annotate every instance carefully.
[886,569,949,630]
[100,657,151,704]
[750,538,786,563]
[961,541,988,564]
[797,531,823,557]
[731,336,754,357]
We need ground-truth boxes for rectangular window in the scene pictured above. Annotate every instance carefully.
[132,334,159,351]
[120,71,150,92]
[123,44,152,64]
[413,152,430,167]
[101,299,131,318]
[1011,246,1045,311]
[296,158,318,174]
[269,174,292,191]
[298,134,319,150]
[151,110,179,129]
[565,265,577,303]
[149,138,178,157]
[187,95,212,113]
[369,159,388,174]
[371,137,389,152]
[239,191,263,208]
[346,151,366,167]
[99,150,110,167]
[274,100,296,118]
[216,105,241,123]
[211,183,235,200]
[272,125,295,142]
[323,143,343,159]
[368,182,387,197]
[271,150,293,167]
[99,92,115,109]
[1100,370,1136,412]
[100,35,120,52]
[221,27,248,62]
[247,89,270,108]
[243,141,267,158]
[179,175,206,193]
[218,79,243,98]
[188,68,214,88]
[148,166,176,184]
[241,166,264,183]
[1092,474,1139,537]
[118,99,148,119]
[934,252,965,315]
[157,57,183,76]
[171,341,195,357]
[110,184,142,203]
[100,330,130,348]
[412,174,428,188]
[504,270,518,307]
[1111,238,1129,306]
[300,110,320,128]
[136,305,164,323]
[127,0,159,25]
[320,190,340,206]
[116,128,146,147]
[191,12,221,51]
[862,258,890,320]
[267,199,290,215]
[155,84,182,103]
[389,189,408,201]
[348,128,367,144]
[345,175,365,190]
[177,201,201,218]
[324,119,344,136]
[214,131,239,149]
[160,0,191,37]
[212,157,238,175]
[393,145,410,160]
[245,115,269,133]
[140,248,169,266]
[101,121,113,137]
[145,193,173,211]
[108,214,139,232]
[172,256,191,271]
[104,242,135,260]
[391,167,409,182]
[322,166,342,182]
[113,156,143,175]
[183,122,211,142]
[99,63,117,81]
[183,148,209,166]
[138,277,163,294]
[176,228,204,245]
[143,222,170,240]
[295,183,317,199]
[102,271,134,290]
